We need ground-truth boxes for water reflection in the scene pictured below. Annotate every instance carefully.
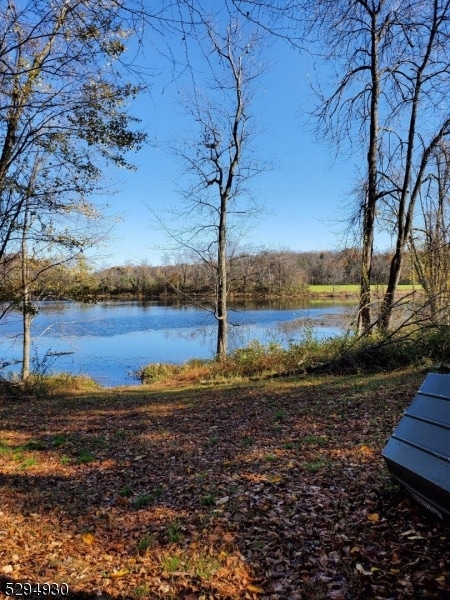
[0,300,354,386]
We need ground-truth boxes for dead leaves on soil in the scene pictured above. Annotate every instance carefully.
[0,372,449,599]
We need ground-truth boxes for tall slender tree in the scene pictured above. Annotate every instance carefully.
[163,16,269,358]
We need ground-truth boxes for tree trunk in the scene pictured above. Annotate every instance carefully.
[21,201,31,382]
[216,193,228,358]
[358,6,381,335]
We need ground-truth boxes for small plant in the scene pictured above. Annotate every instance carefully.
[193,556,220,580]
[52,435,68,448]
[60,454,71,465]
[119,485,133,498]
[201,494,216,506]
[167,521,183,543]
[242,436,254,447]
[137,535,155,554]
[283,441,297,450]
[303,435,328,445]
[24,439,45,451]
[138,362,180,383]
[304,459,326,473]
[133,585,149,597]
[264,453,277,462]
[162,555,181,572]
[13,449,24,462]
[93,436,109,449]
[77,449,95,464]
[133,493,152,508]
[274,409,286,422]
[113,429,127,440]
[19,457,37,470]
[209,436,219,446]
[133,485,163,508]
[0,440,10,454]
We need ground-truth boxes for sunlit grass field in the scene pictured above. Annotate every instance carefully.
[309,283,421,294]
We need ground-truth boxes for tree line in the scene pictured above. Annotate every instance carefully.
[95,249,416,298]
[0,248,417,301]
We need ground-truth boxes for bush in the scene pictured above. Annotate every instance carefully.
[137,334,351,383]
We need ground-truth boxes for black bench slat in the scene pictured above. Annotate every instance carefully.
[382,373,450,522]
[405,390,450,424]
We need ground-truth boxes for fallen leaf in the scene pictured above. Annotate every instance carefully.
[356,563,372,576]
[115,495,129,506]
[367,513,379,521]
[110,569,129,578]
[1,565,13,574]
[268,474,282,483]
[246,583,265,593]
[82,533,95,545]
[215,496,229,505]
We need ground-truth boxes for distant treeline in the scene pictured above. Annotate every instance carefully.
[92,249,414,299]
[1,249,418,302]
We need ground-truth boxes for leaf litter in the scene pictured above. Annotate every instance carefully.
[0,370,449,599]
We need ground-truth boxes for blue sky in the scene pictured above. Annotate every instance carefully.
[96,31,362,268]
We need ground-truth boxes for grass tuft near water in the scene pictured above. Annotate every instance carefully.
[137,323,450,385]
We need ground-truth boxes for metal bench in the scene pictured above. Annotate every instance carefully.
[382,373,450,522]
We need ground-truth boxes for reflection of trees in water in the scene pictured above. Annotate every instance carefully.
[158,320,321,357]
[277,318,310,336]
[159,325,215,354]
[158,323,280,355]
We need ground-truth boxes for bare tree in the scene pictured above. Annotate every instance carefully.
[233,1,450,333]
[160,17,269,358]
[409,142,450,324]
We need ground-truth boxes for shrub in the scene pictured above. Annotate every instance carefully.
[136,323,450,385]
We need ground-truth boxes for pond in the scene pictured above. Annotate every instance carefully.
[0,300,356,386]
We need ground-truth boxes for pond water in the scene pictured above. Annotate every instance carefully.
[0,300,356,386]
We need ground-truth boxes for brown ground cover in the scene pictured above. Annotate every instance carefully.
[0,370,449,599]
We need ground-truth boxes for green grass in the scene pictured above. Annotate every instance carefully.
[302,435,328,445]
[136,329,421,384]
[304,459,327,472]
[166,521,183,543]
[133,486,163,508]
[264,453,277,462]
[201,494,216,506]
[77,449,95,464]
[242,436,255,447]
[137,535,155,553]
[308,283,421,294]
[308,284,360,293]
[24,439,46,451]
[162,556,181,572]
[118,485,133,498]
[52,435,68,448]
[19,457,37,470]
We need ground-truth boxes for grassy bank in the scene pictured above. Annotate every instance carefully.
[137,324,448,384]
[308,284,422,297]
[0,369,448,599]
